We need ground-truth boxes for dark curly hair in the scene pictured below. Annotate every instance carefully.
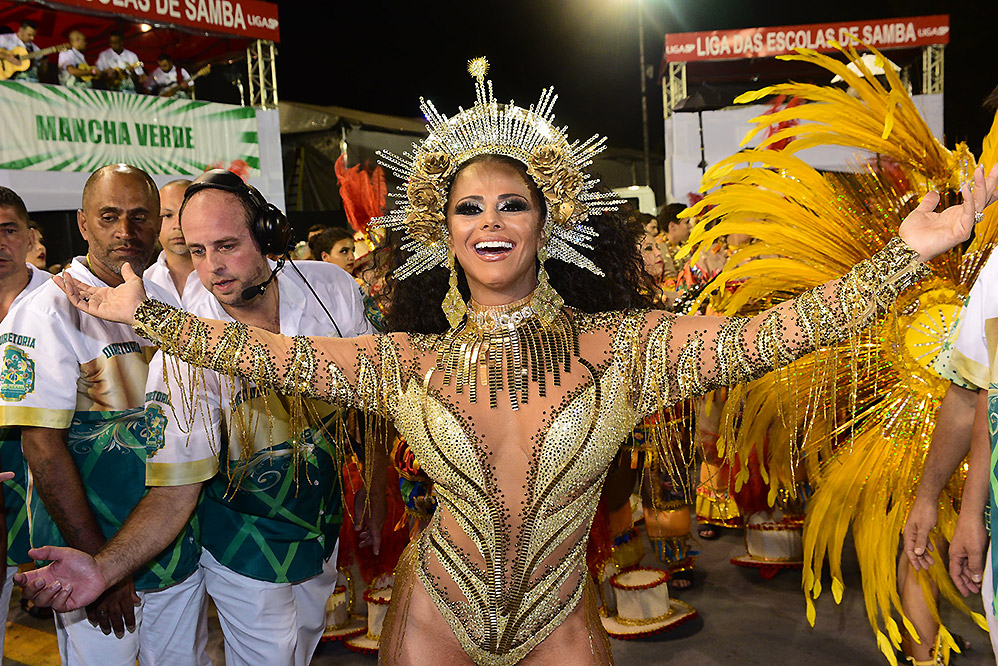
[381,155,656,334]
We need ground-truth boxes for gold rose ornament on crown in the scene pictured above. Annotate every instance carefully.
[375,57,622,283]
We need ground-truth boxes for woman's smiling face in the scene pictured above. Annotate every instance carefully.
[446,158,545,305]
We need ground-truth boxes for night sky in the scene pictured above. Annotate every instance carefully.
[274,0,996,161]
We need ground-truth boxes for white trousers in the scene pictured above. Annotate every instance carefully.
[983,544,998,664]
[55,567,209,666]
[0,564,16,650]
[201,545,339,666]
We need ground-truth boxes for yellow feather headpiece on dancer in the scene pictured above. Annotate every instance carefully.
[681,42,998,666]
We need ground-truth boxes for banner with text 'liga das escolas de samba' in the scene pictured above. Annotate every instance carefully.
[0,81,260,176]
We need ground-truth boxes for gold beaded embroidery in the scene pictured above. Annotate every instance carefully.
[130,238,929,666]
[435,294,579,410]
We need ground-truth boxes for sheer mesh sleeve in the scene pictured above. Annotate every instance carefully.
[637,236,930,414]
[132,300,408,419]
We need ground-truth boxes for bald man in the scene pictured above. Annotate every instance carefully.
[143,179,204,306]
[58,30,94,88]
[0,164,208,665]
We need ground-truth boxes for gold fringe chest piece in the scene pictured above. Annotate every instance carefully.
[434,295,580,410]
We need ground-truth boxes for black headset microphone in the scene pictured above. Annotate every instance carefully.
[184,170,344,338]
[240,258,283,302]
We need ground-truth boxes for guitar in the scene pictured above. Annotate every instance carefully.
[104,61,143,87]
[75,64,101,82]
[0,42,69,81]
[158,64,210,98]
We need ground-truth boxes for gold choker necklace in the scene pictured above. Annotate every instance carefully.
[435,293,579,410]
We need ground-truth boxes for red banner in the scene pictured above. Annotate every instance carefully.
[36,0,279,42]
[664,15,947,62]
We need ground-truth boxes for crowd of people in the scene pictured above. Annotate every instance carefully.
[0,45,994,666]
[0,20,195,97]
[0,165,380,665]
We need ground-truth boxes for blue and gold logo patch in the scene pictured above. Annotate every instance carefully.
[1,345,34,402]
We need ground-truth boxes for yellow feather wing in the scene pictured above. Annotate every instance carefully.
[678,46,997,663]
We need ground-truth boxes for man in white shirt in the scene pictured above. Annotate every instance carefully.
[14,170,377,666]
[146,54,192,98]
[143,179,204,306]
[0,20,42,82]
[96,31,144,93]
[57,30,93,89]
[0,190,49,352]
[0,186,50,653]
[0,165,208,665]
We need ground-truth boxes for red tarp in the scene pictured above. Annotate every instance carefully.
[8,0,278,42]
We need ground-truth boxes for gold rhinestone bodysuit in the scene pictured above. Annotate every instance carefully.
[134,238,926,665]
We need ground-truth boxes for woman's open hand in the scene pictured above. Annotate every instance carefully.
[54,261,147,325]
[899,164,998,262]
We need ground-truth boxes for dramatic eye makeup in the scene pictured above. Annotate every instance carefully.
[455,200,484,215]
[498,197,529,212]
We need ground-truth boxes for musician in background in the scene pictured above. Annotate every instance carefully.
[0,20,41,82]
[96,31,144,93]
[58,30,94,88]
[146,54,192,98]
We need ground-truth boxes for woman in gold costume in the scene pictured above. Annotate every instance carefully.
[21,60,998,665]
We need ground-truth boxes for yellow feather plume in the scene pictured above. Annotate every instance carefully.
[681,45,998,663]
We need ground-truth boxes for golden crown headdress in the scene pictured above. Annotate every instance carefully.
[375,58,620,280]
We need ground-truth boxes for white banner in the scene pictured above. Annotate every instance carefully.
[0,82,284,211]
[664,95,944,204]
[0,80,260,176]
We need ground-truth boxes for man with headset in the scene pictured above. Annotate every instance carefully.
[17,170,374,665]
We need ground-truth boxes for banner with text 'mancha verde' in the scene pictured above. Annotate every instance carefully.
[0,81,260,177]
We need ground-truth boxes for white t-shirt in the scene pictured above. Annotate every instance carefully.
[145,259,373,485]
[96,47,143,91]
[952,251,998,389]
[143,251,209,309]
[3,264,49,320]
[147,65,191,93]
[0,257,176,427]
[96,47,143,74]
[0,33,39,80]
[57,48,89,87]
[0,33,36,54]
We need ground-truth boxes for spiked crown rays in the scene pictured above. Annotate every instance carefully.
[375,57,620,280]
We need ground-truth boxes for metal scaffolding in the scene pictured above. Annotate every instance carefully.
[663,61,687,119]
[921,44,944,95]
[662,61,687,202]
[247,39,278,109]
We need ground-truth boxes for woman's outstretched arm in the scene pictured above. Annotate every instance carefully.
[56,265,406,416]
[638,165,998,409]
